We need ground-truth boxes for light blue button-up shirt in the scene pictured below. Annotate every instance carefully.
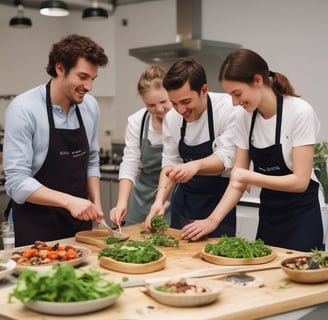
[3,84,101,204]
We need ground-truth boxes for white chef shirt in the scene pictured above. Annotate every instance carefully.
[234,95,320,182]
[162,92,240,176]
[119,107,162,184]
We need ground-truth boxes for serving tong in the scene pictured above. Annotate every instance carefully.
[98,218,129,241]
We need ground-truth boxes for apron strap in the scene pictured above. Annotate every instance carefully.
[139,110,148,146]
[45,81,83,128]
[249,95,284,145]
[180,95,215,142]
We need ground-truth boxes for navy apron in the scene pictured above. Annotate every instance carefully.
[249,95,323,251]
[126,111,171,225]
[170,96,236,237]
[12,81,92,246]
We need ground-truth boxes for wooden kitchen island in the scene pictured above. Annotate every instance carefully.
[0,224,327,320]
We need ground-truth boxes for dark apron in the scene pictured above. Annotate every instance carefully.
[249,95,323,251]
[12,81,92,246]
[126,111,171,225]
[170,96,236,237]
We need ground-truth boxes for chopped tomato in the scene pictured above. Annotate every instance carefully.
[22,248,39,258]
[65,245,76,251]
[64,251,77,260]
[47,251,59,260]
[57,250,67,259]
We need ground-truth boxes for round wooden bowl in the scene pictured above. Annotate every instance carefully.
[281,256,328,283]
[99,251,166,274]
[200,249,276,266]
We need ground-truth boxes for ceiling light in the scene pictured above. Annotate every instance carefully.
[82,0,108,20]
[9,1,32,28]
[40,0,69,17]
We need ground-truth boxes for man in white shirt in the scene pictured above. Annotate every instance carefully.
[145,57,240,239]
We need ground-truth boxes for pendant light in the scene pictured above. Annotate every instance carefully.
[40,0,69,17]
[82,0,108,20]
[9,0,32,28]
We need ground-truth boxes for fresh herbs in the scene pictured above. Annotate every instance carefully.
[8,264,123,303]
[311,249,328,268]
[104,236,120,244]
[98,240,163,264]
[146,233,179,247]
[205,236,272,259]
[142,216,179,248]
[150,215,169,234]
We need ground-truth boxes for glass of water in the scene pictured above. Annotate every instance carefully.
[1,221,15,249]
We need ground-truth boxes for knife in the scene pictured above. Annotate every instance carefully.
[120,266,243,288]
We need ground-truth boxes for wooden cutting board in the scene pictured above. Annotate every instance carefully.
[75,229,129,249]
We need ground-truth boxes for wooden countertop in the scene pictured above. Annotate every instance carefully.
[1,224,328,320]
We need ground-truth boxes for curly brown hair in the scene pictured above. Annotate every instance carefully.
[46,34,109,77]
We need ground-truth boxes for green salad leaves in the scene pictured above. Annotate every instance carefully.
[9,264,123,303]
[98,240,163,263]
[205,235,272,259]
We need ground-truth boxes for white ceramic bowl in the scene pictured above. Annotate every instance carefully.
[4,245,90,274]
[25,294,120,315]
[0,259,16,281]
[146,278,224,307]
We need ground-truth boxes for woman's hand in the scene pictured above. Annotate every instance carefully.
[145,202,165,231]
[180,217,218,241]
[110,205,127,226]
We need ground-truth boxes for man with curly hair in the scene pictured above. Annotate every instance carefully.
[4,34,109,246]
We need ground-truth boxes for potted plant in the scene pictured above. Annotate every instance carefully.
[314,141,328,203]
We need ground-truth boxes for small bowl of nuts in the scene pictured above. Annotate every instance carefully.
[145,278,224,307]
[281,251,328,283]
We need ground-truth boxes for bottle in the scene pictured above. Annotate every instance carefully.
[103,130,112,163]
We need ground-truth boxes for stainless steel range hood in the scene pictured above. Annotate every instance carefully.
[129,0,241,90]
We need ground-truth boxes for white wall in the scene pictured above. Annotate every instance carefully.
[112,0,328,141]
[0,0,327,145]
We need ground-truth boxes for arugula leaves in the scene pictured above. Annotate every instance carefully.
[98,240,163,263]
[9,264,123,303]
[205,236,272,259]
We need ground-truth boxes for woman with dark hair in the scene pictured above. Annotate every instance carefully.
[180,49,326,251]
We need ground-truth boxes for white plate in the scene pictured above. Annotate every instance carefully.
[4,245,90,274]
[0,259,16,281]
[146,278,224,307]
[25,295,120,315]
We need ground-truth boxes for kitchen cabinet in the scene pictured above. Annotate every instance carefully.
[0,188,10,250]
[100,172,119,224]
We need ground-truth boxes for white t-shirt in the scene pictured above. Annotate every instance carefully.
[119,108,162,184]
[162,92,240,176]
[234,95,320,181]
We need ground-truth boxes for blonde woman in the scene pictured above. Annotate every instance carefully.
[110,65,172,226]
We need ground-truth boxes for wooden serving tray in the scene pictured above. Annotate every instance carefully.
[200,249,277,266]
[75,229,129,249]
[99,253,166,274]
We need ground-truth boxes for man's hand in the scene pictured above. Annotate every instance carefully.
[66,197,104,221]
[180,217,218,241]
[166,161,200,183]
